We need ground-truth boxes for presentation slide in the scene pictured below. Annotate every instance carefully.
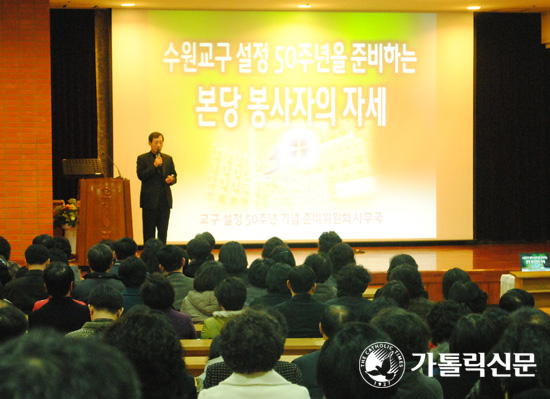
[112,11,473,245]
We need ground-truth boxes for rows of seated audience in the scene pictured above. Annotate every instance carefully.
[0,231,549,399]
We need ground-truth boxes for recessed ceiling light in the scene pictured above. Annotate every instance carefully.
[121,3,135,6]
[298,4,311,8]
[467,6,481,10]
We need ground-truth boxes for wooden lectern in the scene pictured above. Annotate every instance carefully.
[76,178,133,265]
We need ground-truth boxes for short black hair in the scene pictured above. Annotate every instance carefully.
[0,236,11,260]
[98,239,116,251]
[387,263,427,299]
[89,285,124,313]
[261,237,285,259]
[248,258,274,288]
[214,277,247,311]
[25,244,50,265]
[304,253,333,283]
[218,241,248,274]
[193,261,227,292]
[43,262,74,298]
[0,330,140,399]
[268,245,296,267]
[186,237,212,261]
[195,232,215,251]
[265,263,291,294]
[318,231,342,254]
[426,300,470,345]
[157,245,184,272]
[449,313,498,354]
[499,288,535,312]
[48,248,69,265]
[32,234,55,249]
[140,238,164,274]
[87,244,114,272]
[389,253,418,269]
[335,265,371,296]
[141,273,175,310]
[374,280,410,308]
[442,268,471,299]
[221,309,285,374]
[328,243,355,273]
[118,256,147,288]
[53,236,72,259]
[148,131,164,142]
[320,305,355,338]
[288,265,316,294]
[448,281,488,313]
[114,237,137,261]
[0,304,28,344]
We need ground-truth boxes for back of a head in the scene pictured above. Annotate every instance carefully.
[53,236,72,259]
[140,238,164,274]
[374,280,410,308]
[328,243,355,273]
[157,245,184,272]
[248,258,274,288]
[288,265,316,294]
[43,262,74,298]
[98,239,116,251]
[500,288,535,313]
[268,245,296,267]
[193,260,227,292]
[304,253,333,283]
[186,237,212,261]
[265,262,291,294]
[387,263,426,299]
[25,244,50,266]
[214,277,247,311]
[0,330,140,399]
[0,236,11,260]
[0,304,28,344]
[508,307,550,329]
[318,322,395,399]
[32,234,55,249]
[87,244,114,272]
[449,312,498,355]
[448,281,488,313]
[114,237,138,261]
[89,285,124,314]
[371,307,430,361]
[318,231,342,254]
[196,231,215,251]
[442,268,471,299]
[218,241,248,274]
[262,236,285,259]
[118,256,147,288]
[426,300,470,345]
[320,305,355,338]
[141,273,175,310]
[336,265,371,296]
[48,248,69,265]
[389,253,418,271]
[221,309,285,374]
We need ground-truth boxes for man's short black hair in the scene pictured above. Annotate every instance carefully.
[88,285,124,314]
[25,244,50,265]
[195,232,215,251]
[262,237,285,259]
[193,261,227,292]
[87,244,114,272]
[98,239,116,251]
[499,288,535,312]
[43,262,74,298]
[389,253,418,270]
[214,277,247,311]
[157,245,185,272]
[53,236,72,259]
[268,245,296,267]
[449,313,498,355]
[442,268,471,299]
[148,131,164,142]
[0,304,28,344]
[48,248,69,265]
[0,330,141,399]
[374,280,410,308]
[318,231,342,254]
[0,236,11,260]
[218,241,248,274]
[248,258,274,288]
[288,265,316,294]
[265,263,291,294]
[328,243,355,273]
[448,281,488,313]
[186,237,212,261]
[114,237,137,261]
[335,265,371,296]
[32,234,55,249]
[387,263,427,299]
[426,300,470,345]
[221,309,285,374]
[320,305,355,338]
[141,273,175,310]
[118,256,147,288]
[304,253,333,283]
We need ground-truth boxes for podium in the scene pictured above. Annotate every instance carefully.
[76,178,133,265]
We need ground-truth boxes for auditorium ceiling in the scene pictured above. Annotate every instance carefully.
[50,0,550,12]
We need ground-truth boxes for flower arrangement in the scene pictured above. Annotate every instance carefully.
[54,198,79,228]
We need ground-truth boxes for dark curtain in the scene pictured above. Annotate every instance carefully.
[50,10,98,201]
[474,13,550,241]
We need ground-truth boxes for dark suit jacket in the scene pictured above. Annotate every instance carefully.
[274,294,327,338]
[28,296,91,334]
[3,269,48,314]
[137,151,177,209]
[292,349,323,399]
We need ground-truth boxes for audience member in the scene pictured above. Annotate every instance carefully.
[3,244,49,314]
[262,236,286,259]
[442,268,471,299]
[245,258,273,306]
[186,237,213,278]
[118,255,147,313]
[268,245,296,267]
[195,232,216,258]
[201,277,247,339]
[250,262,292,308]
[374,280,410,309]
[447,281,488,313]
[218,241,249,283]
[142,273,197,339]
[52,236,80,280]
[0,330,141,399]
[200,309,309,399]
[71,244,125,303]
[293,305,355,399]
[317,231,342,254]
[274,265,327,338]
[304,253,336,302]
[326,264,372,318]
[110,237,138,276]
[158,245,194,309]
[140,237,164,274]
[103,307,197,399]
[326,243,355,286]
[389,253,419,270]
[67,285,124,338]
[0,236,20,279]
[28,262,90,333]
[388,263,433,320]
[499,288,535,312]
[0,301,28,343]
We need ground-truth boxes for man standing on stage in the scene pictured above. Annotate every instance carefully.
[137,132,177,244]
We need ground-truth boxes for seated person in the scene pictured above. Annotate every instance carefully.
[441,268,471,300]
[110,237,138,276]
[201,277,247,339]
[199,309,309,399]
[304,253,336,303]
[0,301,28,343]
[245,258,273,306]
[250,263,291,308]
[499,288,535,313]
[326,243,355,287]
[186,237,213,278]
[326,264,373,318]
[118,256,147,314]
[158,245,194,309]
[274,265,327,338]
